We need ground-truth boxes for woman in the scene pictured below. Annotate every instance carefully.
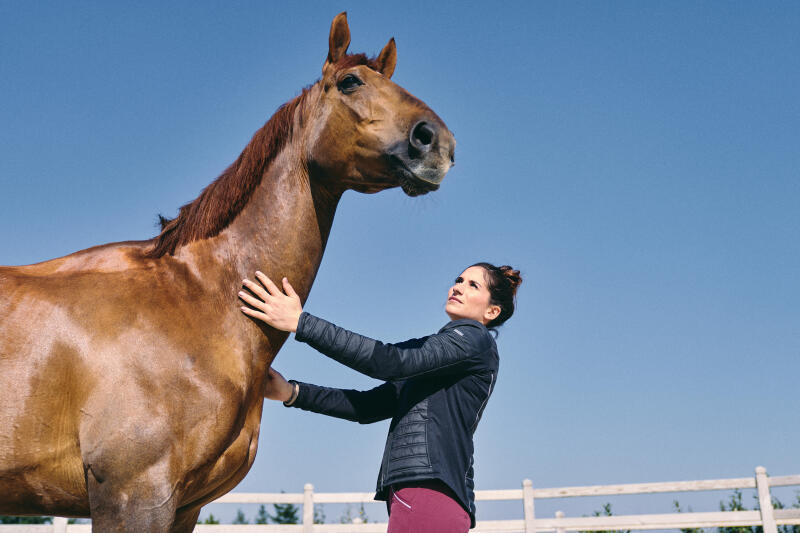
[238,263,522,532]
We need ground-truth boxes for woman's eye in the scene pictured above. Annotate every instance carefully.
[338,74,363,93]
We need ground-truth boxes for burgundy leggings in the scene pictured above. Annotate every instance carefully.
[386,480,471,533]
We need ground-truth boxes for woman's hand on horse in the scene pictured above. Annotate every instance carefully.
[264,367,294,402]
[239,272,302,333]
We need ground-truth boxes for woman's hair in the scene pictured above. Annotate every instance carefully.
[471,262,522,330]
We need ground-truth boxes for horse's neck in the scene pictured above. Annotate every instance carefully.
[177,147,341,305]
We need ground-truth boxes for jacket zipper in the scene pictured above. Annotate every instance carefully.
[471,371,495,433]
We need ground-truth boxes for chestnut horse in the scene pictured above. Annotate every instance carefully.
[0,13,454,532]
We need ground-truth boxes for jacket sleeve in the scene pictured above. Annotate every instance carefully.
[294,312,488,381]
[289,380,400,424]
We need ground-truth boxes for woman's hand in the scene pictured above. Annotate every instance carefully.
[263,367,296,403]
[239,271,302,333]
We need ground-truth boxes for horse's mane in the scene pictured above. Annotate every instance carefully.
[145,88,309,258]
[146,53,380,258]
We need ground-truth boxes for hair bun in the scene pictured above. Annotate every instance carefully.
[498,265,522,294]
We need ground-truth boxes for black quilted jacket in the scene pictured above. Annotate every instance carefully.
[289,312,499,528]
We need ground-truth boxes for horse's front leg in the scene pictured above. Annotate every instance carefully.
[170,507,203,533]
[86,456,181,533]
[80,396,185,533]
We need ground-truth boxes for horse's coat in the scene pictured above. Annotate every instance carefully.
[0,13,454,532]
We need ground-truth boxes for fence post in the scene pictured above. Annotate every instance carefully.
[523,478,536,533]
[53,517,68,533]
[555,511,565,533]
[303,483,314,533]
[755,466,777,533]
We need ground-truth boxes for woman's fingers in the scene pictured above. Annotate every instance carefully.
[242,278,269,301]
[238,290,265,310]
[256,271,282,296]
[239,271,302,332]
[246,272,296,300]
[240,305,269,322]
[282,277,299,299]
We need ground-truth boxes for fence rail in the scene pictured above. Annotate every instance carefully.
[1,466,796,533]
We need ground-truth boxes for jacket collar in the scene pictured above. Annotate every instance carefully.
[438,318,487,334]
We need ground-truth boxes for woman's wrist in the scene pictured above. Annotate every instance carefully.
[283,380,300,406]
[293,311,306,335]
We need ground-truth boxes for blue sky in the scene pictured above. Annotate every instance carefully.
[1,1,798,524]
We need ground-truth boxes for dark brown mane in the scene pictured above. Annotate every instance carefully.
[146,88,311,258]
[146,53,378,259]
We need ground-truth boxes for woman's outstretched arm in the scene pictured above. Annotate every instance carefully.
[294,312,491,381]
[264,367,399,424]
[238,272,492,381]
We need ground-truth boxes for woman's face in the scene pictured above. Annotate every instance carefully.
[445,266,501,325]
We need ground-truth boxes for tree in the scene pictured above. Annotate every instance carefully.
[357,503,369,524]
[202,513,220,524]
[233,509,249,524]
[255,505,269,524]
[339,504,354,524]
[712,489,800,533]
[270,502,300,524]
[0,517,52,524]
[770,491,800,533]
[676,490,800,533]
[673,499,704,533]
[579,503,630,533]
[339,503,369,524]
[314,504,326,524]
[717,489,755,533]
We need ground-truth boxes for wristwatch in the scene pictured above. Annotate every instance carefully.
[283,380,300,406]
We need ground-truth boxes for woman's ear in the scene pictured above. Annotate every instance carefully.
[485,305,501,323]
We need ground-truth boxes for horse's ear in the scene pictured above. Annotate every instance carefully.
[376,38,397,79]
[325,12,351,70]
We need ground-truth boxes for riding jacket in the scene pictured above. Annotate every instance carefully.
[287,312,500,528]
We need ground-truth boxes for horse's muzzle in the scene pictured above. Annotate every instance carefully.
[390,121,455,193]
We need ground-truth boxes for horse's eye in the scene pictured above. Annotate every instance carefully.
[338,74,363,94]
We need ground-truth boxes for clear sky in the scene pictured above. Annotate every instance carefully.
[1,1,798,524]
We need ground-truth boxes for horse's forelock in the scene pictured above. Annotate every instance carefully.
[334,53,380,71]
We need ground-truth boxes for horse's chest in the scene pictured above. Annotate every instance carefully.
[182,400,263,504]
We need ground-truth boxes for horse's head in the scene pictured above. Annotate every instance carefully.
[304,13,455,197]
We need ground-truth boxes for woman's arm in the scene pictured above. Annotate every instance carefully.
[263,367,299,404]
[264,368,399,424]
[291,380,401,424]
[295,313,490,381]
[238,272,490,381]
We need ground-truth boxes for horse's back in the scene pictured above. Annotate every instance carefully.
[0,240,153,367]
[3,240,153,275]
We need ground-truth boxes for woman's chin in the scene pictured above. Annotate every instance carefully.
[446,309,467,322]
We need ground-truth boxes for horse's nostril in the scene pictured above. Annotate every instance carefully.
[410,121,435,150]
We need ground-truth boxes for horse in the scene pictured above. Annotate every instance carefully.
[0,12,455,532]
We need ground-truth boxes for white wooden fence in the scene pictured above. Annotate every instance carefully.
[2,466,798,533]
